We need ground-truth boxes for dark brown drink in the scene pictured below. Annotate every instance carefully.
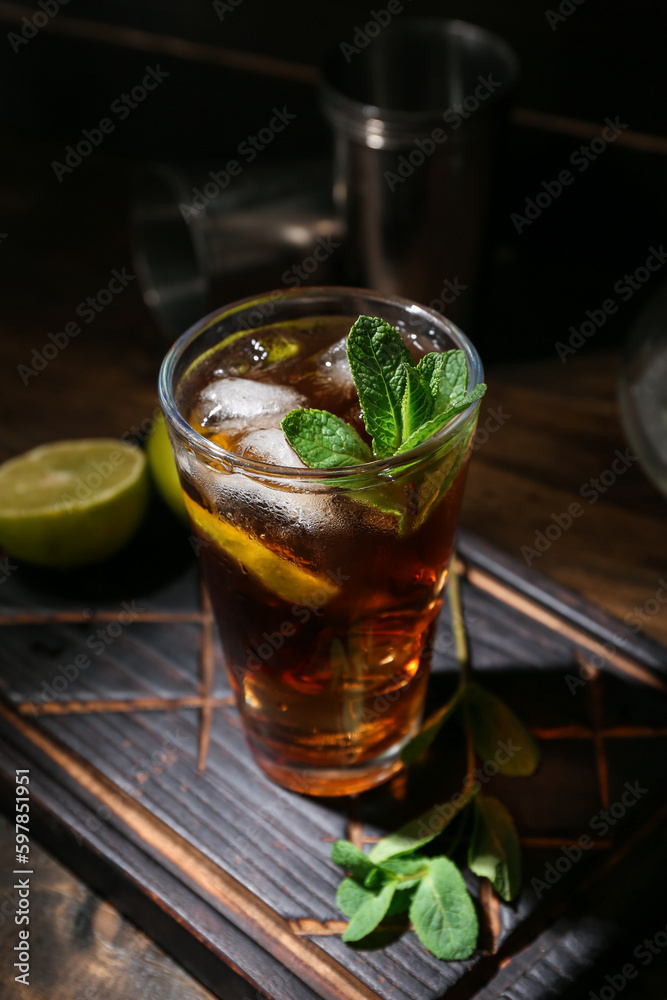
[171,308,478,796]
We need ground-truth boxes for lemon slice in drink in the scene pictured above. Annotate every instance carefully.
[184,495,340,606]
[0,439,149,569]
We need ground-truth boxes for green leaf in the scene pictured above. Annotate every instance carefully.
[400,363,434,441]
[336,878,374,918]
[417,351,468,409]
[368,782,477,863]
[342,882,396,942]
[409,858,478,960]
[331,840,377,882]
[464,683,540,777]
[363,866,390,890]
[396,384,487,455]
[281,409,372,468]
[468,796,521,902]
[346,315,413,458]
[379,855,430,888]
[386,885,417,917]
[401,688,463,764]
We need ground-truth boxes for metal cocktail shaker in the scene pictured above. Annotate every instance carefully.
[320,18,518,327]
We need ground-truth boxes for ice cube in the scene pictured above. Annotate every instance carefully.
[193,465,332,535]
[196,377,305,432]
[312,337,354,395]
[237,428,305,468]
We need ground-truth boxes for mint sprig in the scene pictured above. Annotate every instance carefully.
[346,315,413,457]
[330,559,538,960]
[281,316,486,467]
[280,409,371,468]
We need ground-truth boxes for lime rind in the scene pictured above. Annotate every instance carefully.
[146,414,188,522]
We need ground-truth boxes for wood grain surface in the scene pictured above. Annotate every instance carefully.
[463,351,667,646]
[0,530,665,1000]
[0,814,218,1000]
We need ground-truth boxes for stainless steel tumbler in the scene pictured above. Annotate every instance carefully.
[320,18,518,327]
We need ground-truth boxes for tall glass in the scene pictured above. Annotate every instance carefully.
[159,287,483,796]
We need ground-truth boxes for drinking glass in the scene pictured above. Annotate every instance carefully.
[159,287,483,795]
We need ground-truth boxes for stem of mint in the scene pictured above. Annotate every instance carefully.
[330,557,538,959]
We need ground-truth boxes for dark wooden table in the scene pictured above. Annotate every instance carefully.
[0,50,666,995]
[0,334,664,999]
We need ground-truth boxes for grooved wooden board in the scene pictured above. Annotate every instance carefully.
[0,526,665,1000]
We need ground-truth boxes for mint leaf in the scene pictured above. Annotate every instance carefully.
[396,383,487,455]
[464,683,540,777]
[331,840,377,882]
[409,858,478,960]
[400,363,434,440]
[386,885,417,917]
[342,882,396,942]
[368,782,476,863]
[468,796,521,902]
[346,316,413,457]
[363,866,391,890]
[281,409,371,468]
[378,855,430,887]
[401,687,463,765]
[336,877,374,918]
[418,351,468,409]
[365,854,430,890]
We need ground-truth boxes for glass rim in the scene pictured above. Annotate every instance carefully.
[158,285,484,482]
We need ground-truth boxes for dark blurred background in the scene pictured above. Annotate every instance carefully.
[1,0,666,368]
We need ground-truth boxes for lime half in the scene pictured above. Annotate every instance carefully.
[0,439,149,569]
[146,413,188,522]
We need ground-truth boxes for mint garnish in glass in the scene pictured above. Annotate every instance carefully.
[281,315,487,467]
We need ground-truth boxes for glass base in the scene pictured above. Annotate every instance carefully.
[249,739,409,797]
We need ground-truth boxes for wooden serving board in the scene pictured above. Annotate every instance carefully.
[0,514,666,1000]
